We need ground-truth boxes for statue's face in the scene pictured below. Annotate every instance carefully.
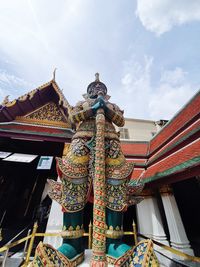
[89,83,106,98]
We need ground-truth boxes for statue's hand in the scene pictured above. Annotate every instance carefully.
[98,96,106,108]
[92,101,101,113]
[92,97,106,113]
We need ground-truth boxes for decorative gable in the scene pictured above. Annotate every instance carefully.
[16,102,71,128]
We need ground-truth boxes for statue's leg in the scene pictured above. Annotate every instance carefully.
[105,175,133,262]
[106,208,130,258]
[46,171,90,265]
[30,209,85,266]
[58,210,84,259]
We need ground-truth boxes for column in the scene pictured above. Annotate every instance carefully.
[137,189,171,266]
[136,189,169,245]
[160,185,194,256]
[43,200,63,248]
[44,143,70,248]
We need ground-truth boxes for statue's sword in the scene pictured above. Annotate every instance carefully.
[91,102,107,266]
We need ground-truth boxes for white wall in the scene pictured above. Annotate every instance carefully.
[116,118,158,141]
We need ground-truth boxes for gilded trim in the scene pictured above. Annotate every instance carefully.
[105,229,124,239]
[61,228,84,239]
[4,99,17,107]
[15,101,71,128]
[15,116,70,128]
[4,81,52,108]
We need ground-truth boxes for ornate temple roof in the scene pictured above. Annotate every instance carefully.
[0,79,70,122]
[0,79,73,141]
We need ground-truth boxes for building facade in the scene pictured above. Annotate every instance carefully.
[117,117,163,141]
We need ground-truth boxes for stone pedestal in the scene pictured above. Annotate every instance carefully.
[160,186,194,258]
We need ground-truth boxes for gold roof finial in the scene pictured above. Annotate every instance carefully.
[53,68,57,81]
[1,95,9,105]
[95,72,100,82]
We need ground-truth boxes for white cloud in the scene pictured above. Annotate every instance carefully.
[0,71,28,87]
[0,70,33,99]
[0,0,199,121]
[0,0,88,82]
[136,0,200,35]
[160,67,187,85]
[149,67,198,120]
[121,73,133,87]
[120,55,198,120]
[118,55,153,118]
[0,0,130,106]
[149,82,195,120]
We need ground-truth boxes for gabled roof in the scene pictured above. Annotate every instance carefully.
[0,79,71,124]
[0,79,73,141]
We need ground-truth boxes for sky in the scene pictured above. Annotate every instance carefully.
[0,0,200,120]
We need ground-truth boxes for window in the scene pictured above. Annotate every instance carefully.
[119,128,129,139]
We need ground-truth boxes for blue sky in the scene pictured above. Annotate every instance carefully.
[0,0,200,120]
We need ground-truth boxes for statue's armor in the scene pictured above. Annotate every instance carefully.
[49,97,134,213]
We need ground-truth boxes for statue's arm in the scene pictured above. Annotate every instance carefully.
[105,103,125,127]
[68,98,125,127]
[69,101,94,123]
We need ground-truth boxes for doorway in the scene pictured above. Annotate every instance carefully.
[0,137,64,249]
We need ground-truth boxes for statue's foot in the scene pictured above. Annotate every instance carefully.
[112,239,160,267]
[106,241,132,266]
[58,243,81,260]
[106,241,131,258]
[58,235,84,260]
[30,242,84,267]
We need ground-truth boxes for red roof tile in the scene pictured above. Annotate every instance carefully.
[121,142,149,156]
[149,119,200,163]
[149,93,200,154]
[130,169,144,179]
[143,139,200,179]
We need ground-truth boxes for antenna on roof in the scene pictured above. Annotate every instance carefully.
[53,68,57,81]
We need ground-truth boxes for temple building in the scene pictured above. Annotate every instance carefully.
[0,77,199,266]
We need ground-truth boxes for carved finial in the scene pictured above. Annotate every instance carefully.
[95,72,100,82]
[53,68,57,81]
[2,95,9,105]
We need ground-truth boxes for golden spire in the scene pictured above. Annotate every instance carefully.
[53,68,57,81]
[95,72,100,82]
